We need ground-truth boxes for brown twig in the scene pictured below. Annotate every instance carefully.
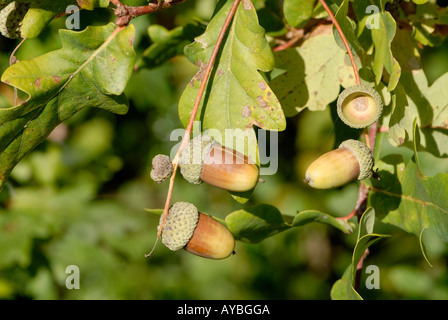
[354,248,370,292]
[145,0,242,257]
[318,0,360,85]
[112,0,188,26]
[273,28,304,52]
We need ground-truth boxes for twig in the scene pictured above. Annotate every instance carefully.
[273,29,304,52]
[318,0,360,85]
[113,0,188,26]
[336,182,369,222]
[354,248,370,292]
[145,0,242,257]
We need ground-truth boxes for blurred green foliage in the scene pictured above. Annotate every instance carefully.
[0,0,447,300]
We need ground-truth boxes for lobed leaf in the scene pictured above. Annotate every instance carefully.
[371,12,400,91]
[178,0,286,163]
[370,122,448,243]
[269,24,355,117]
[380,26,448,158]
[0,23,136,189]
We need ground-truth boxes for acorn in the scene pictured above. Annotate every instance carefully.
[178,134,259,192]
[304,139,374,189]
[159,201,235,259]
[337,84,383,128]
[150,154,173,183]
[0,1,30,39]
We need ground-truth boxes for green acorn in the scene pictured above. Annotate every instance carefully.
[337,84,383,128]
[0,1,30,39]
[178,135,259,192]
[304,139,374,189]
[150,154,173,183]
[159,201,235,259]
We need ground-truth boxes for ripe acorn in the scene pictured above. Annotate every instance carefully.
[337,84,383,128]
[304,139,374,189]
[159,201,235,259]
[0,1,30,39]
[150,154,173,183]
[178,134,259,192]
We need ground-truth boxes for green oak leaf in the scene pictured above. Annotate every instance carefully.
[370,122,448,243]
[283,0,315,29]
[178,0,286,162]
[387,61,448,157]
[225,204,354,243]
[136,22,206,70]
[21,0,77,39]
[336,0,400,91]
[332,0,368,67]
[269,24,355,117]
[331,208,389,300]
[370,10,401,91]
[0,23,136,190]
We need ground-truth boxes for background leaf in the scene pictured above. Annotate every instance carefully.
[269,24,355,117]
[136,22,206,70]
[283,0,315,29]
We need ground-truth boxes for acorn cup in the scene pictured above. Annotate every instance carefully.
[150,154,173,183]
[304,139,374,189]
[178,135,260,193]
[337,84,383,129]
[159,201,235,260]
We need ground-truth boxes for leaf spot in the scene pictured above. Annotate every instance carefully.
[52,76,61,84]
[246,119,263,128]
[190,60,207,86]
[257,95,268,108]
[242,105,252,117]
[242,0,254,10]
[34,77,41,88]
[258,81,267,90]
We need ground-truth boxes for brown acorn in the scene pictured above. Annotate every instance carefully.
[159,201,235,259]
[178,135,259,192]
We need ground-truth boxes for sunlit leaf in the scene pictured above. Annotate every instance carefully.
[0,23,136,189]
[179,0,285,162]
[270,24,355,117]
